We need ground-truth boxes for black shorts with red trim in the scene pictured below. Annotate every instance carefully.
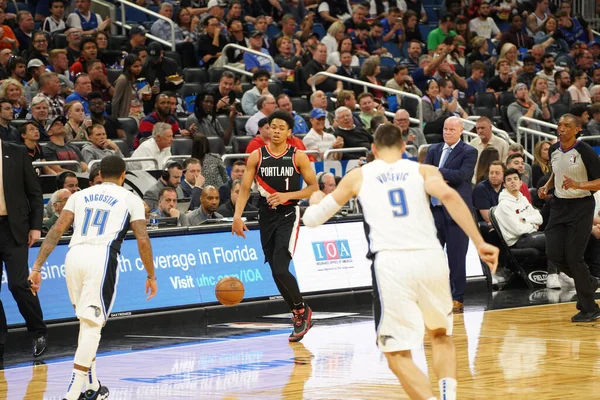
[258,204,301,263]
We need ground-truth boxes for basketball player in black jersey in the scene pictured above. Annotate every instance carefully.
[233,110,318,342]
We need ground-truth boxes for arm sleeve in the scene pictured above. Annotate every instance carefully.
[472,184,492,211]
[42,146,57,161]
[128,194,146,222]
[111,76,128,117]
[81,147,94,164]
[579,142,600,181]
[21,146,43,230]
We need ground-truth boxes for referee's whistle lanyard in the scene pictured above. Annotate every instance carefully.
[559,140,579,153]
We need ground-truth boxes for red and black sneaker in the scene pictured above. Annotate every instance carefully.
[289,305,313,342]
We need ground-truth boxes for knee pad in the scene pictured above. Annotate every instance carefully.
[73,318,102,368]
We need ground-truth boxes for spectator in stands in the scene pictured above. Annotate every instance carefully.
[13,11,34,51]
[505,153,531,201]
[588,104,600,135]
[34,72,65,122]
[530,76,559,116]
[465,61,486,105]
[400,0,427,23]
[536,54,558,93]
[380,7,403,43]
[569,70,592,104]
[334,89,362,126]
[225,18,246,66]
[211,71,236,116]
[47,49,72,95]
[498,43,521,74]
[469,116,509,161]
[507,143,532,184]
[88,163,101,186]
[350,22,370,58]
[472,160,504,225]
[43,116,88,173]
[28,96,50,141]
[358,56,385,100]
[0,97,17,141]
[357,92,383,131]
[185,185,223,225]
[191,134,228,188]
[137,93,188,147]
[274,36,303,69]
[143,161,185,210]
[333,106,372,160]
[140,42,178,104]
[517,55,537,88]
[0,49,11,79]
[81,124,122,164]
[342,4,366,31]
[305,43,342,95]
[272,14,300,56]
[123,25,146,54]
[56,170,79,194]
[245,94,277,136]
[321,21,345,56]
[27,59,45,99]
[532,140,551,187]
[218,160,246,204]
[327,36,359,68]
[88,92,123,141]
[130,122,173,170]
[508,83,550,133]
[68,37,98,78]
[525,0,550,36]
[400,40,423,75]
[411,53,447,93]
[469,1,501,40]
[303,108,343,160]
[65,73,91,115]
[335,50,359,90]
[310,89,335,129]
[317,0,350,26]
[499,14,533,52]
[474,146,500,184]
[366,21,388,57]
[427,14,456,53]
[422,79,451,125]
[305,171,337,206]
[7,56,27,91]
[19,121,53,175]
[27,32,50,66]
[111,54,145,121]
[43,0,66,34]
[86,59,113,102]
[175,7,201,44]
[149,4,196,69]
[241,69,270,115]
[63,101,88,141]
[393,109,426,150]
[66,0,109,35]
[43,189,71,233]
[217,178,258,217]
[555,10,594,47]
[276,94,309,134]
[187,92,232,145]
[0,9,15,54]
[64,28,82,64]
[534,16,568,55]
[385,64,421,110]
[154,187,186,226]
[180,158,204,198]
[402,11,422,46]
[0,78,27,119]
[439,78,468,119]
[553,70,573,108]
[197,16,228,69]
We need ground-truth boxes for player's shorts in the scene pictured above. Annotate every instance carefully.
[258,204,301,262]
[65,245,120,326]
[372,248,453,353]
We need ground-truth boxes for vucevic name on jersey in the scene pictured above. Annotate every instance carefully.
[255,145,301,207]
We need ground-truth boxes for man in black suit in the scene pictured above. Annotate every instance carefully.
[424,116,478,313]
[0,138,46,362]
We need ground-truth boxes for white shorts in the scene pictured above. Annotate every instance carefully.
[65,245,120,326]
[373,249,453,353]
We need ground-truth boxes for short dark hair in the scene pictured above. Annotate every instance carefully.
[506,153,524,166]
[471,60,486,71]
[570,103,589,118]
[85,58,102,71]
[7,56,25,75]
[393,64,408,75]
[131,46,147,55]
[503,168,521,181]
[0,97,11,107]
[18,121,37,136]
[373,123,403,148]
[89,163,101,182]
[489,160,505,172]
[542,53,554,63]
[231,178,242,192]
[253,69,270,81]
[559,112,582,127]
[371,21,383,28]
[79,37,97,52]
[357,92,374,102]
[159,186,177,200]
[87,91,103,102]
[183,157,200,170]
[74,73,89,85]
[221,71,235,81]
[100,155,126,179]
[56,171,77,189]
[232,160,246,168]
[523,55,535,64]
[590,104,600,116]
[267,110,295,129]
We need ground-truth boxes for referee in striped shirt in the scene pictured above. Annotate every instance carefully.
[539,114,600,322]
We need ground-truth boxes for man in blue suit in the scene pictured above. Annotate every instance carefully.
[425,116,478,313]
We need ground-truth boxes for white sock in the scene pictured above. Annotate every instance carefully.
[65,369,86,400]
[86,359,99,391]
[439,377,457,400]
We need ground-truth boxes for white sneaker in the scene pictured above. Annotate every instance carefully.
[558,272,576,289]
[546,273,561,289]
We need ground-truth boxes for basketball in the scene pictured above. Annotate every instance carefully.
[215,276,245,306]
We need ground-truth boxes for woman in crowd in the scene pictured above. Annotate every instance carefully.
[568,70,592,104]
[0,7,17,52]
[359,56,384,99]
[498,42,522,74]
[187,91,234,145]
[535,16,569,54]
[64,101,89,141]
[474,146,500,184]
[274,36,303,69]
[532,140,552,188]
[454,16,473,53]
[327,36,359,67]
[421,79,448,124]
[0,79,27,119]
[529,76,555,110]
[467,36,496,68]
[402,10,422,44]
[112,54,146,121]
[27,32,50,64]
[93,30,122,67]
[176,7,201,43]
[191,134,229,188]
[321,21,346,56]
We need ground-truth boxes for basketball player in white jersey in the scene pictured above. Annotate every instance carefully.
[303,124,498,400]
[28,155,157,400]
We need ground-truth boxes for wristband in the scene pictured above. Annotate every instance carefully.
[32,268,42,273]
[147,275,156,281]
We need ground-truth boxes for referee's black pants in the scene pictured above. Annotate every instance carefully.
[545,197,599,313]
[0,218,46,344]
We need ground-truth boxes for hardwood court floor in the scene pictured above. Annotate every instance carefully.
[2,301,600,399]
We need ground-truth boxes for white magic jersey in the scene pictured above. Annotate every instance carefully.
[358,159,442,253]
[63,182,145,249]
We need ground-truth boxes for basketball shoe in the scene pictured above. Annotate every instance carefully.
[289,305,313,342]
[79,382,110,400]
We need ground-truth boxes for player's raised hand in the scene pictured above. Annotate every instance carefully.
[232,216,249,238]
[477,243,499,274]
[145,278,157,300]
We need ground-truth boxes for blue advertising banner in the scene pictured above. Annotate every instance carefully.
[1,230,288,326]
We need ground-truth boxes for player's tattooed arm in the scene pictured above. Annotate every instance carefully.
[34,210,75,267]
[130,220,155,279]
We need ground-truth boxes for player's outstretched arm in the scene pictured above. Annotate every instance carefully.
[131,219,157,300]
[421,165,499,273]
[303,167,362,227]
[233,151,259,238]
[28,210,75,295]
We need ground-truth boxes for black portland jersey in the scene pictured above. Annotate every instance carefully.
[255,145,301,206]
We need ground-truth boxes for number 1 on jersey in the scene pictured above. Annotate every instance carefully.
[82,208,110,236]
[388,188,408,217]
[285,177,289,191]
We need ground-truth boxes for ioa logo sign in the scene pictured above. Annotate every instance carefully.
[528,270,548,285]
[312,240,351,261]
